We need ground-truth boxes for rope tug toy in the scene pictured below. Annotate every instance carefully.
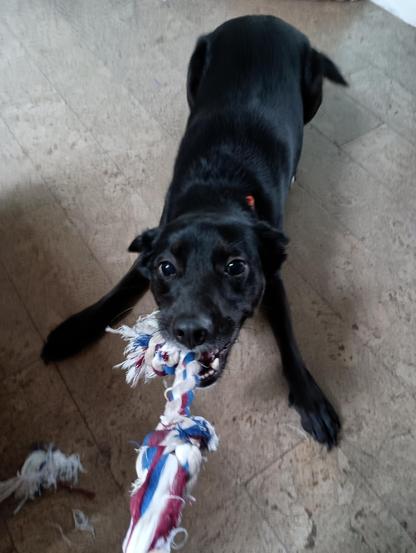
[108,312,219,553]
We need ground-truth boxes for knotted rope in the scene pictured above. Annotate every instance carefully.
[108,312,218,553]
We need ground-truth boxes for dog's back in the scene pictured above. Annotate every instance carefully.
[188,15,346,124]
[189,16,306,114]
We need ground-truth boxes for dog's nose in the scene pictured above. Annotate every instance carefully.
[173,316,212,349]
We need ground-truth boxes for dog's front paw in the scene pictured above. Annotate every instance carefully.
[289,381,341,449]
[41,307,104,363]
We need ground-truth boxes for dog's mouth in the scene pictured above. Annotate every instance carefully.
[198,342,231,388]
[158,316,239,387]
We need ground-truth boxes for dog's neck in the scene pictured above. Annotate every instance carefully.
[165,146,273,224]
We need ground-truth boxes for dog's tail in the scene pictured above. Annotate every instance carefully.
[303,48,347,123]
[320,52,348,86]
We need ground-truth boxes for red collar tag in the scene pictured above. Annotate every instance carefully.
[246,195,255,209]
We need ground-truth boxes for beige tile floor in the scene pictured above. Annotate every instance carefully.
[1,1,415,551]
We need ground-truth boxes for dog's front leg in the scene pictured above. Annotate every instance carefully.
[41,260,149,363]
[263,273,340,448]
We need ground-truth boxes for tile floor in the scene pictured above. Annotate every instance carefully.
[1,1,415,552]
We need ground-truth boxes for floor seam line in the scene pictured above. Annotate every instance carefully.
[243,438,304,489]
[2,19,149,287]
[57,5,186,140]
[348,56,416,106]
[0,259,123,493]
[341,68,416,147]
[337,121,384,148]
[340,441,416,546]
[243,486,291,553]
[0,104,115,289]
[286,257,415,392]
[304,125,415,254]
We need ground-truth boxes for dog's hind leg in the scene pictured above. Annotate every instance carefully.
[263,273,341,448]
[41,260,149,363]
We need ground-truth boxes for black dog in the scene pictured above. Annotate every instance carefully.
[42,15,347,448]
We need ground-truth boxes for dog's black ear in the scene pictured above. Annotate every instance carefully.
[302,47,347,124]
[255,221,289,276]
[128,227,160,278]
[128,227,159,253]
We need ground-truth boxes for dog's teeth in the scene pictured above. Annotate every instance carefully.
[210,358,219,371]
[208,369,214,376]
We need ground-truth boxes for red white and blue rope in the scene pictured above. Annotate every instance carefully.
[108,313,218,553]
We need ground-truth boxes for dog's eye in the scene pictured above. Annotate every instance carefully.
[225,259,247,276]
[159,261,177,278]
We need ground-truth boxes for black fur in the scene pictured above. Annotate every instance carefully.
[42,15,346,448]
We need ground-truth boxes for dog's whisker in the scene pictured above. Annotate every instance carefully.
[110,307,134,325]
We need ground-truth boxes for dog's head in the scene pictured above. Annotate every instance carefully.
[129,214,287,386]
